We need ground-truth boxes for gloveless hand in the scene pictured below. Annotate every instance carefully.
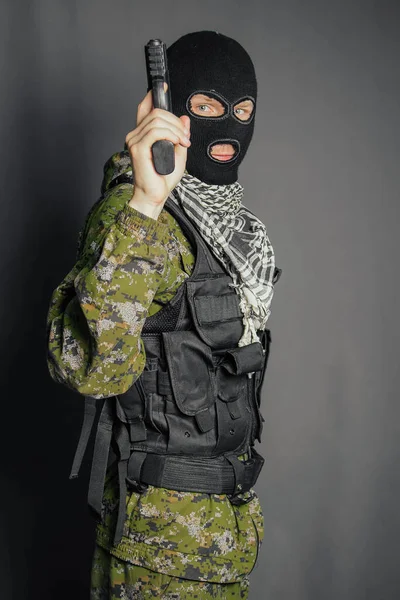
[125,83,191,208]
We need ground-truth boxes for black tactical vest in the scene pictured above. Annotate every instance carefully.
[69,196,281,545]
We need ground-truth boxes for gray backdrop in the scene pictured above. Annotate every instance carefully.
[1,1,399,598]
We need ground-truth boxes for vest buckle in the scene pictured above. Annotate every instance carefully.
[126,477,148,494]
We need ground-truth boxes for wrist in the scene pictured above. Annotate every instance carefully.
[128,191,165,220]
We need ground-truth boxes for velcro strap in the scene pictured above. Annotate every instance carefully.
[139,451,264,496]
[194,293,242,325]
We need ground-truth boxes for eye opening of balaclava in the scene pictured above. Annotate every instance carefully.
[167,30,258,185]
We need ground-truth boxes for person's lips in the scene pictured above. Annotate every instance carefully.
[210,143,236,161]
[212,154,235,161]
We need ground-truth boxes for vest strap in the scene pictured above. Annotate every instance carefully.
[195,407,214,432]
[113,421,131,545]
[87,397,114,517]
[127,451,149,493]
[116,386,147,443]
[69,397,98,479]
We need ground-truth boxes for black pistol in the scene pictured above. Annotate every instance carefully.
[144,39,175,175]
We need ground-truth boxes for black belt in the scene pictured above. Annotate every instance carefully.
[127,449,265,499]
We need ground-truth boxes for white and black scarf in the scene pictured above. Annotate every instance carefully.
[100,151,281,348]
[171,170,280,347]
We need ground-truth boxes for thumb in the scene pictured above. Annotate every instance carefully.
[136,89,153,126]
[180,115,191,131]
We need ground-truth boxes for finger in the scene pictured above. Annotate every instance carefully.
[126,116,189,149]
[180,115,191,132]
[135,127,186,151]
[132,108,189,145]
[136,82,168,127]
[128,118,191,148]
[172,118,191,164]
[136,89,153,127]
[174,134,190,164]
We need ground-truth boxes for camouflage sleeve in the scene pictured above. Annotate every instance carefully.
[46,184,170,399]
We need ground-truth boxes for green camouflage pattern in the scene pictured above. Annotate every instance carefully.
[46,150,195,398]
[46,150,265,583]
[91,543,250,599]
[95,462,263,584]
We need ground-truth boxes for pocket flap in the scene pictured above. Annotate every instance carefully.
[162,330,216,416]
[187,280,245,349]
[194,293,243,325]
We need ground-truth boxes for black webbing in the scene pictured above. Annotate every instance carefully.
[113,421,131,545]
[138,450,264,497]
[69,397,98,479]
[87,397,114,517]
[116,388,147,443]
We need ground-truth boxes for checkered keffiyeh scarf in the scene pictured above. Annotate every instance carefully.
[100,149,280,348]
[170,170,278,347]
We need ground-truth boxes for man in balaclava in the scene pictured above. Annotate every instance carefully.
[47,30,281,600]
[88,30,281,599]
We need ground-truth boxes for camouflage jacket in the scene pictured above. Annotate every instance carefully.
[46,150,264,582]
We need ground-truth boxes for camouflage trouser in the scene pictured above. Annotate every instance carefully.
[90,544,250,599]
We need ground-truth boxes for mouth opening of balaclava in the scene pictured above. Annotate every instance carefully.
[167,30,257,185]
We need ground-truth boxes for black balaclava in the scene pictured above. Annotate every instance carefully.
[167,31,257,185]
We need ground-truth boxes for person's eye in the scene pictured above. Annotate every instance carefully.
[234,107,245,115]
[198,104,211,112]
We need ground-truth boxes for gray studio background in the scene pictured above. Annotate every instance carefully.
[1,1,399,599]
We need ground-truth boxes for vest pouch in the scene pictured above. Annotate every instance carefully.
[186,278,244,349]
[162,330,217,416]
[213,365,249,453]
[161,330,217,455]
[221,342,265,376]
[212,343,263,454]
